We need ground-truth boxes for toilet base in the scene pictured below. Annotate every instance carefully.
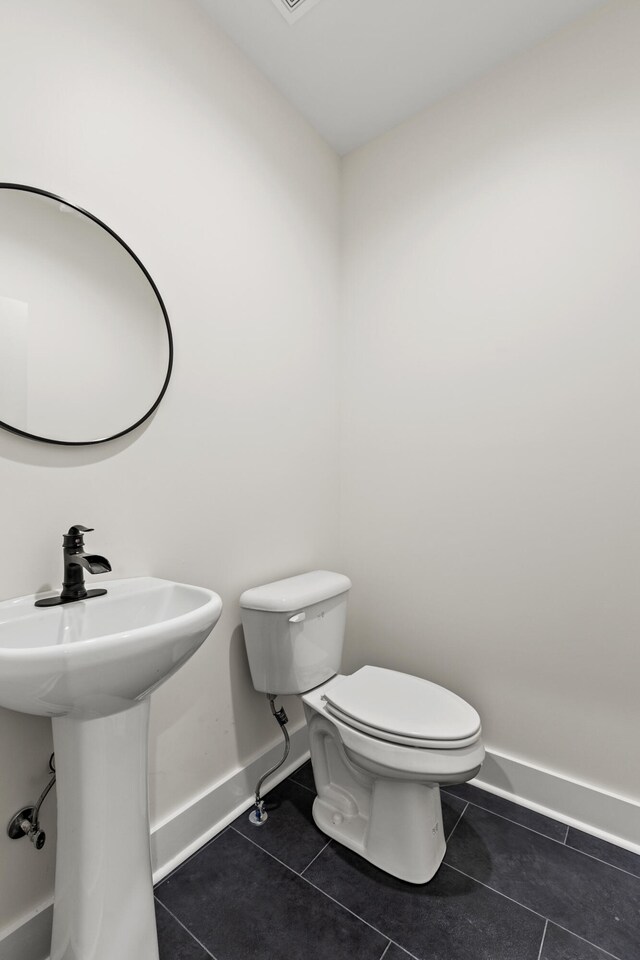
[306,709,447,884]
[312,778,446,884]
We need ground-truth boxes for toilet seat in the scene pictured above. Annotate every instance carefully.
[321,665,481,750]
[304,678,485,782]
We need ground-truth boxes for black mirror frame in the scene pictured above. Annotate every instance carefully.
[0,182,174,446]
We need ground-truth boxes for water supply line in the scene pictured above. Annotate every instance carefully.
[249,694,290,826]
[7,753,56,850]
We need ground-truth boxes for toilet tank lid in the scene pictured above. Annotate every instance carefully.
[240,571,351,612]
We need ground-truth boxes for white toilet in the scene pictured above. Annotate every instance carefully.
[240,570,484,884]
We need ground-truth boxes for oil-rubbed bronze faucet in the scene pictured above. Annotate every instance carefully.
[34,525,111,607]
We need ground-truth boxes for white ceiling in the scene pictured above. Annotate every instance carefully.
[197,0,609,154]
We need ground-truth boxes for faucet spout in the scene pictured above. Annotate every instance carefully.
[73,554,112,576]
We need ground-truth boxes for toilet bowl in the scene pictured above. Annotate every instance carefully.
[240,571,484,884]
[302,667,483,882]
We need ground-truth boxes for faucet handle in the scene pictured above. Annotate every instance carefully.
[68,525,94,535]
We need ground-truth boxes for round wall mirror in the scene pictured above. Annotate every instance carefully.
[0,183,173,445]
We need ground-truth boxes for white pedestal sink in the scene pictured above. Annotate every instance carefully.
[0,577,223,960]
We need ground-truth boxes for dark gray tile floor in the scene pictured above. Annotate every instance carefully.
[154,761,640,960]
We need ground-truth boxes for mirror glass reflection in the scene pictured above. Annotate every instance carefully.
[0,185,172,444]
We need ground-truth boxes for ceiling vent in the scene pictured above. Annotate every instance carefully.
[270,0,323,25]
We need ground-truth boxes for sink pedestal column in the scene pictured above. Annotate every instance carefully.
[50,700,159,960]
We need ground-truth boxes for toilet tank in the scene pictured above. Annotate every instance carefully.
[240,571,351,695]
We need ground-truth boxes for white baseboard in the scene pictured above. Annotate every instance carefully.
[0,906,53,960]
[3,735,639,959]
[475,747,640,854]
[0,723,310,960]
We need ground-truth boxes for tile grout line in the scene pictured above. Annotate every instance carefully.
[542,834,640,881]
[300,839,332,876]
[443,861,549,923]
[155,896,219,960]
[378,940,392,960]
[287,775,316,795]
[441,790,640,879]
[388,941,419,959]
[155,826,229,888]
[536,919,548,960]
[564,825,570,844]
[231,826,420,956]
[445,801,469,843]
[442,863,624,960]
[230,826,315,882]
[439,788,574,845]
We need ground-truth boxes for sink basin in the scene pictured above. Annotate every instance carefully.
[0,576,222,718]
[0,576,222,960]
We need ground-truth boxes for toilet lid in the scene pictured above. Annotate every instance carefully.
[322,666,481,749]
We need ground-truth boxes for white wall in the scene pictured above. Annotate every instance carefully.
[341,1,640,805]
[0,0,340,935]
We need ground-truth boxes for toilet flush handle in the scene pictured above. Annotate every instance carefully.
[288,612,306,623]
